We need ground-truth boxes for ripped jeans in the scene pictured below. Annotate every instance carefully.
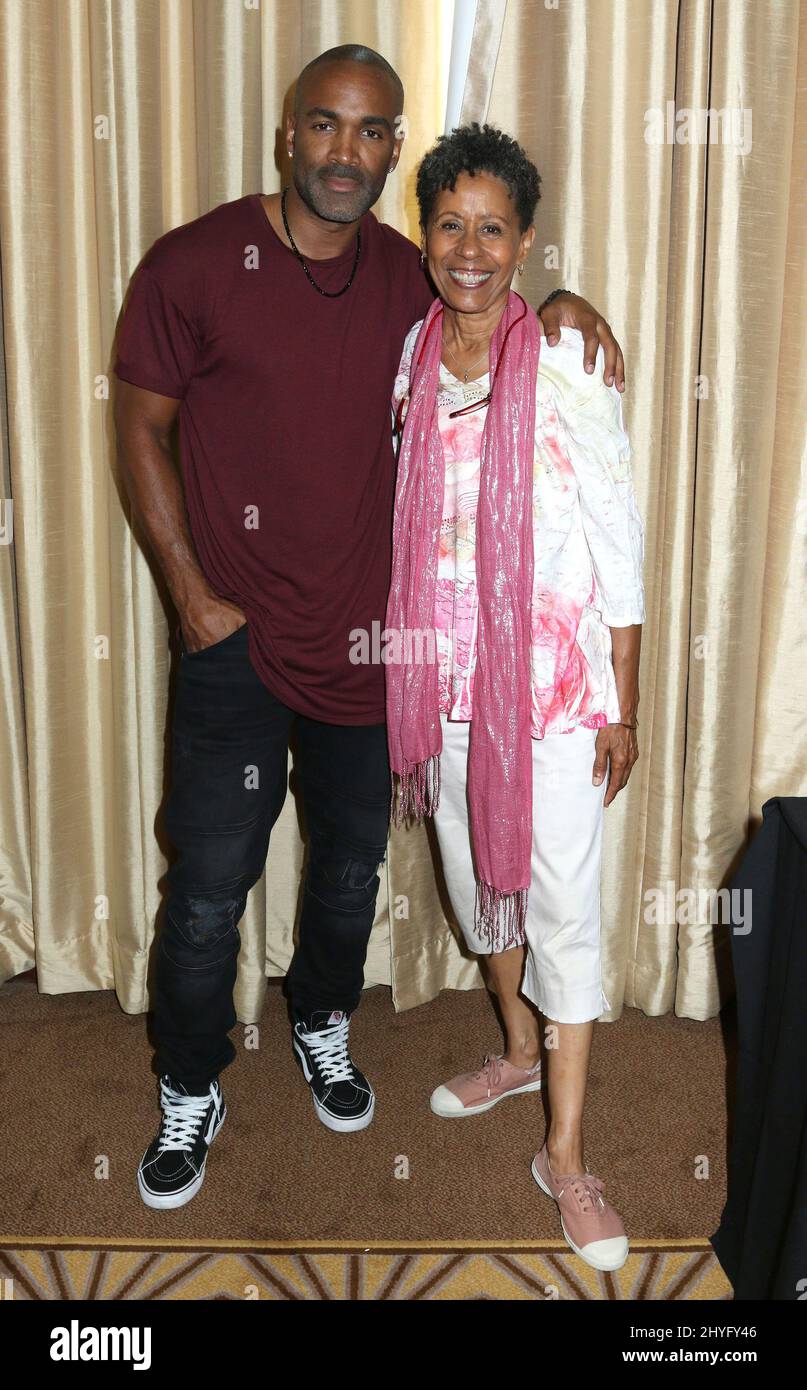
[154,621,391,1091]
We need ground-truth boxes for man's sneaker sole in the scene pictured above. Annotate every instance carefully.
[530,1156,629,1271]
[137,1104,226,1210]
[293,1037,375,1133]
[430,1075,542,1118]
[313,1090,375,1133]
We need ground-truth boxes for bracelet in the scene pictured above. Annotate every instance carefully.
[538,287,569,310]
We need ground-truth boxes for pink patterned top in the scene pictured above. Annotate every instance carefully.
[392,324,646,738]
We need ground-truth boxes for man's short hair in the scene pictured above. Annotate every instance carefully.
[294,44,404,117]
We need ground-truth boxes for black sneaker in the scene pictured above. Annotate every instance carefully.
[137,1075,226,1209]
[292,1009,375,1132]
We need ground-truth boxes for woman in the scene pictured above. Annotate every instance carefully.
[385,124,646,1271]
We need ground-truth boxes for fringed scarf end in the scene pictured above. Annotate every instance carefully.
[474,880,528,952]
[390,754,441,828]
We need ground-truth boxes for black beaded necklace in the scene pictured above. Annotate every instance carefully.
[280,187,361,298]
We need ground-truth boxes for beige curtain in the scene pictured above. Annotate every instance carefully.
[2,0,804,1027]
[0,0,451,1019]
[389,0,807,1017]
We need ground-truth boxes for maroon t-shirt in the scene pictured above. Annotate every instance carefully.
[114,193,434,723]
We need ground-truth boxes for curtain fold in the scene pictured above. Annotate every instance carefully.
[0,205,31,980]
[458,0,506,126]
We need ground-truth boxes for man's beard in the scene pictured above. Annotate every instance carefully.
[294,164,384,224]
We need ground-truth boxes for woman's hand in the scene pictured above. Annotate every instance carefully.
[592,724,638,807]
[538,292,625,392]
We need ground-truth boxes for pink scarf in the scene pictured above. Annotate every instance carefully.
[385,290,541,951]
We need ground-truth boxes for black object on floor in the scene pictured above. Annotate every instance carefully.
[711,797,807,1300]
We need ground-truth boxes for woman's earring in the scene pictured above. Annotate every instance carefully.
[517,262,524,276]
[420,251,426,267]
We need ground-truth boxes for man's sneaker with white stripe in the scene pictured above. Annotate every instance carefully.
[137,1075,226,1209]
[292,1009,375,1132]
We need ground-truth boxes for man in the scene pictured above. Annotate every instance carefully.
[113,43,627,1210]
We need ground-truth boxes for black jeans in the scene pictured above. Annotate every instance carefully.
[154,622,391,1091]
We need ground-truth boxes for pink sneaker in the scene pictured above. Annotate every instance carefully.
[531,1143,629,1270]
[430,1052,542,1117]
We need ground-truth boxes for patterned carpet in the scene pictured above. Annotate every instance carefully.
[0,1238,731,1300]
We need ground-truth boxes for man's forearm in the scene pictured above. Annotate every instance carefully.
[610,624,642,724]
[117,431,213,617]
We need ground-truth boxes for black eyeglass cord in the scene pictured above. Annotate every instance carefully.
[280,187,361,298]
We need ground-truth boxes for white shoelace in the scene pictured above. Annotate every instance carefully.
[158,1081,214,1153]
[298,1016,354,1085]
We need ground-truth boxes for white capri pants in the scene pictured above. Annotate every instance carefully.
[432,712,611,1025]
